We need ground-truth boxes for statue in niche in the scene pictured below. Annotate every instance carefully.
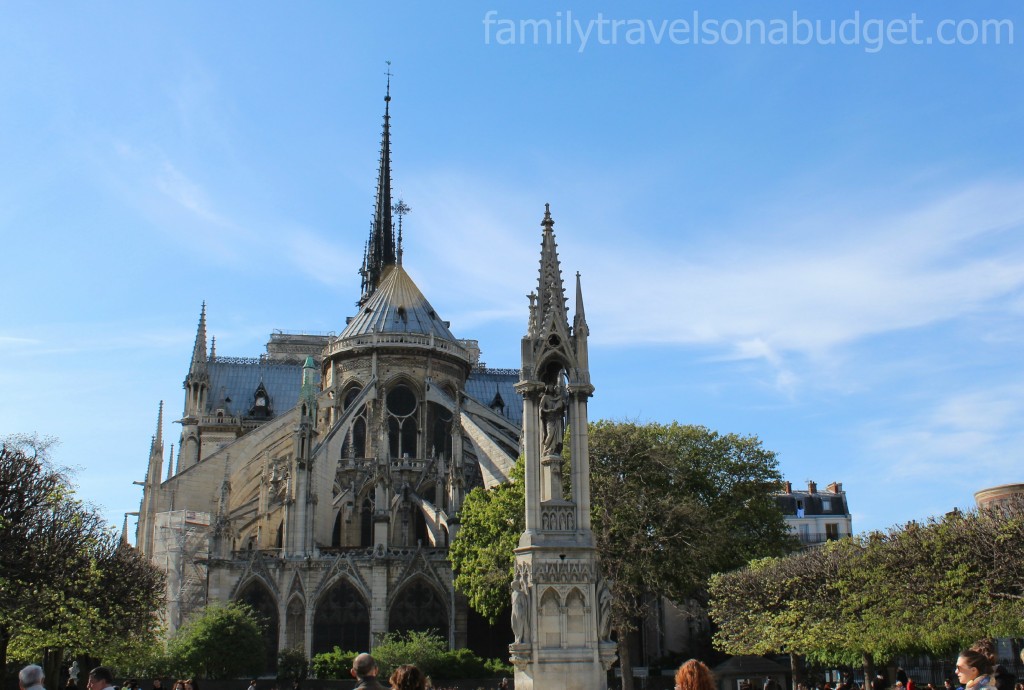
[511,569,531,644]
[539,384,566,456]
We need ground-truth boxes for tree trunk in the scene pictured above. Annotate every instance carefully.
[0,625,9,690]
[43,646,64,690]
[862,652,875,690]
[619,632,634,690]
[790,652,806,690]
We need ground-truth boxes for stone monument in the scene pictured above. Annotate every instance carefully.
[510,205,617,690]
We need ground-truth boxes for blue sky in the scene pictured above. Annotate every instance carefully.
[1,2,1022,537]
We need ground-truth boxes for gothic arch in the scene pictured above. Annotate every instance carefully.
[312,577,370,656]
[387,576,449,640]
[236,579,279,672]
[340,381,367,459]
[565,587,587,647]
[539,587,562,648]
[285,593,306,652]
[384,378,420,460]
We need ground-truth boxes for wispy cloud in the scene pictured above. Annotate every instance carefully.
[401,172,1024,394]
[862,384,1024,490]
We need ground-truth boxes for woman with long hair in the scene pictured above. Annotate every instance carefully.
[389,665,426,690]
[675,659,715,690]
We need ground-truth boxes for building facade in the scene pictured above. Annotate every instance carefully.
[775,480,852,546]
[135,86,527,664]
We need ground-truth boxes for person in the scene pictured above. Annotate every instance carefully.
[765,677,781,690]
[956,643,998,690]
[351,653,387,690]
[498,679,510,690]
[871,674,886,690]
[153,681,163,690]
[88,668,116,690]
[172,682,185,690]
[675,659,715,690]
[389,665,426,690]
[247,681,257,690]
[183,680,199,690]
[20,665,45,690]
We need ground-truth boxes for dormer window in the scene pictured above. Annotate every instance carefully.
[249,383,273,420]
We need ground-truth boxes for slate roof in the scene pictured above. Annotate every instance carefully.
[775,491,849,517]
[206,359,312,417]
[464,368,523,426]
[341,265,459,341]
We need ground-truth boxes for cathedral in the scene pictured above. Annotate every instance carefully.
[133,83,545,665]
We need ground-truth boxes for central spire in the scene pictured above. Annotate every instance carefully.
[360,65,397,305]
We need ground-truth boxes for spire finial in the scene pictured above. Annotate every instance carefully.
[541,203,554,232]
[385,60,392,102]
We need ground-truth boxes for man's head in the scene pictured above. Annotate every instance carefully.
[351,653,377,679]
[88,667,115,690]
[19,665,44,690]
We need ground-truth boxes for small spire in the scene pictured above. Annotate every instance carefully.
[535,203,568,331]
[574,271,589,336]
[154,400,164,450]
[167,444,175,481]
[191,302,208,368]
[210,336,217,360]
[121,514,130,545]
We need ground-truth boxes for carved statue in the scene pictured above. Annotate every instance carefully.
[511,570,531,645]
[68,662,79,682]
[597,579,613,641]
[539,384,566,456]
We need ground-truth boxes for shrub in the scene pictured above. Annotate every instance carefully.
[310,647,357,679]
[277,647,309,682]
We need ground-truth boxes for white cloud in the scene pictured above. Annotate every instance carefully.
[396,172,1024,398]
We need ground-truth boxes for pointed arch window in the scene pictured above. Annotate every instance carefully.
[340,384,368,459]
[387,384,418,459]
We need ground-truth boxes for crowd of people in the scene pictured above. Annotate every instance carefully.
[14,639,1024,690]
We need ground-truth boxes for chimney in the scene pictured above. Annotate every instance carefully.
[784,481,792,494]
[807,480,817,494]
[826,481,842,494]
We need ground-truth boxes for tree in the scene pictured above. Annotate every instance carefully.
[168,602,266,679]
[587,422,797,689]
[450,459,525,623]
[0,435,165,686]
[450,422,797,690]
[708,500,1024,679]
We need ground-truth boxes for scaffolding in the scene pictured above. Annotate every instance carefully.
[154,510,211,634]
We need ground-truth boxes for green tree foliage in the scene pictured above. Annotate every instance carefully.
[0,435,165,685]
[450,421,796,688]
[587,422,797,687]
[450,459,525,622]
[709,499,1024,677]
[167,602,265,679]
